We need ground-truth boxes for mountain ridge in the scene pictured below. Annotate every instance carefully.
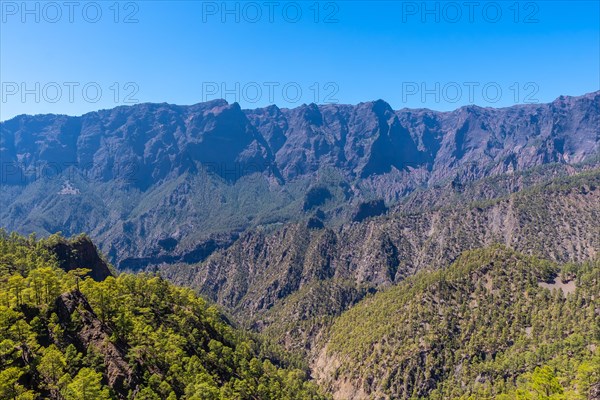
[156,168,600,357]
[1,90,599,275]
[5,90,597,121]
[1,91,599,399]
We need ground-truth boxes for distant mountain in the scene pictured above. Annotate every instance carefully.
[1,92,599,270]
[2,92,600,400]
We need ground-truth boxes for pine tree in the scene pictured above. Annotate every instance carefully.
[62,368,110,400]
[38,345,67,388]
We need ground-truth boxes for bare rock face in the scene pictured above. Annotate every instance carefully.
[55,290,138,398]
[247,92,600,182]
[1,91,598,271]
[2,92,598,191]
[47,236,113,281]
[589,382,600,400]
[1,101,270,188]
[352,199,387,222]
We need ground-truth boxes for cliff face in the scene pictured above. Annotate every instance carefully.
[47,236,113,281]
[55,290,137,395]
[157,170,600,352]
[1,92,598,268]
[247,92,600,184]
[0,101,271,188]
[3,92,598,188]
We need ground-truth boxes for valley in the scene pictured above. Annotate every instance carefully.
[1,93,599,399]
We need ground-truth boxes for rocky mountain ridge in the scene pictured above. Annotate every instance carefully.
[157,168,600,355]
[1,92,598,269]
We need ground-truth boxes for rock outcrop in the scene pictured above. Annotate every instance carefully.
[55,290,138,397]
[47,236,113,281]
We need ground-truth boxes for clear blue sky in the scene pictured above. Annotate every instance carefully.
[1,1,598,120]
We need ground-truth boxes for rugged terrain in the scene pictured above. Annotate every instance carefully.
[156,169,600,354]
[317,247,600,399]
[1,232,598,399]
[0,232,328,399]
[1,92,600,399]
[1,91,598,270]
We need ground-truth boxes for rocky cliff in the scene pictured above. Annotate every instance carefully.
[157,169,600,354]
[1,92,598,268]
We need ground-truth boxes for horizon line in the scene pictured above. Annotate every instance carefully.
[2,89,599,123]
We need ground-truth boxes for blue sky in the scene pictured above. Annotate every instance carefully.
[1,1,599,120]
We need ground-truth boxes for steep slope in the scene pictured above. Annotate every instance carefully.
[0,232,328,399]
[45,234,113,281]
[246,92,600,183]
[1,92,598,269]
[316,247,600,399]
[0,231,113,281]
[394,159,600,214]
[158,169,600,353]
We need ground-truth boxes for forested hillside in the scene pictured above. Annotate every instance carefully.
[157,169,600,356]
[0,232,327,399]
[317,247,600,399]
[1,93,599,400]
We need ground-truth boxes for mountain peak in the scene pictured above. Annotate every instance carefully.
[46,234,113,281]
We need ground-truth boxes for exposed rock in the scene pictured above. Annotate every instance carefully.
[589,382,600,400]
[47,236,112,281]
[159,171,600,353]
[1,92,598,269]
[352,199,388,222]
[55,290,138,397]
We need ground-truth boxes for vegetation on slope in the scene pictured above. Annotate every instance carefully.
[396,159,600,215]
[322,246,600,399]
[160,169,599,361]
[0,231,328,399]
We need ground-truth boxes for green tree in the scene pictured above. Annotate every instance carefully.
[38,344,67,388]
[62,367,110,400]
[528,366,565,398]
[0,367,32,399]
